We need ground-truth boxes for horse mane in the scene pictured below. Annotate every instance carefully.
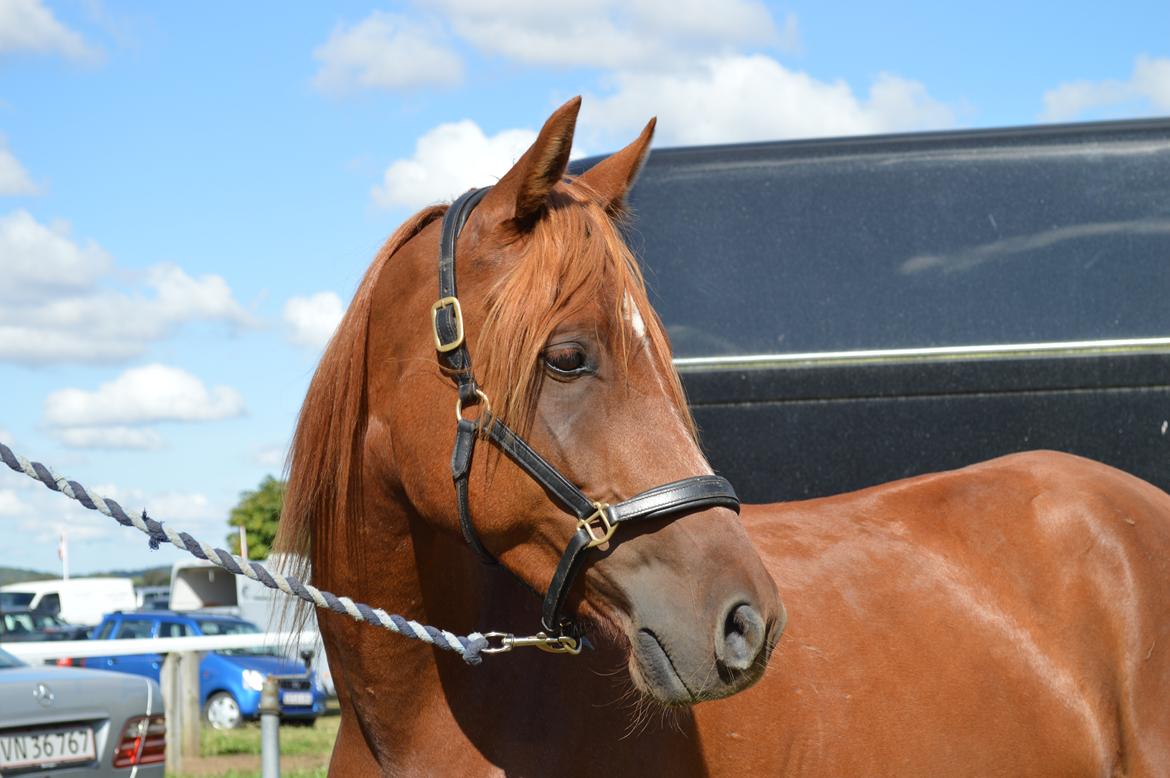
[274,180,694,574]
[274,205,447,564]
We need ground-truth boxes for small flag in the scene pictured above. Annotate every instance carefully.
[58,528,69,580]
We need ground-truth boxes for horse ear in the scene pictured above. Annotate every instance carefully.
[484,96,581,228]
[577,117,656,215]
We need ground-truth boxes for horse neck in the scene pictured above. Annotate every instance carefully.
[309,424,540,674]
[308,454,489,640]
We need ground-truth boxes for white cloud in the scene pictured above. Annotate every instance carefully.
[373,120,539,209]
[255,444,287,468]
[772,11,800,56]
[0,466,224,551]
[145,263,250,322]
[53,426,164,450]
[582,55,955,146]
[1041,55,1170,122]
[0,488,26,516]
[312,11,461,94]
[45,364,245,428]
[0,0,100,61]
[0,140,38,195]
[0,210,253,364]
[282,291,344,348]
[0,209,110,296]
[82,482,221,528]
[43,364,245,451]
[138,490,216,524]
[430,0,787,70]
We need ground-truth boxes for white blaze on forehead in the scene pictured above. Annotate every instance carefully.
[623,292,646,339]
[621,296,710,475]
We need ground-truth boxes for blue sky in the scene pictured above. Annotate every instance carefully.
[1,0,1167,576]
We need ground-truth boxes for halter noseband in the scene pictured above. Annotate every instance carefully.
[433,187,741,654]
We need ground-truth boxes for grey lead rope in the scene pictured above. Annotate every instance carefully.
[0,442,489,665]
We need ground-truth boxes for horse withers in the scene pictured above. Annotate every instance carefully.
[276,98,1170,775]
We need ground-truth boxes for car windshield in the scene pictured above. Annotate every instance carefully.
[0,647,24,669]
[0,592,34,609]
[199,619,277,656]
[197,619,259,636]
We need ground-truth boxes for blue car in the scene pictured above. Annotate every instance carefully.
[84,611,325,730]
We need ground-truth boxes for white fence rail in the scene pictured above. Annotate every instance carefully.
[1,631,320,664]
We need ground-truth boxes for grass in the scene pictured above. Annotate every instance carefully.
[199,716,341,757]
[174,771,327,778]
[170,712,339,778]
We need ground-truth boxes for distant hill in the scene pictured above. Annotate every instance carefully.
[0,566,55,587]
[0,565,170,588]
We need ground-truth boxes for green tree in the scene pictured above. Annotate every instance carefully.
[226,476,285,559]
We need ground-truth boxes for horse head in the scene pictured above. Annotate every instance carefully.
[281,97,784,707]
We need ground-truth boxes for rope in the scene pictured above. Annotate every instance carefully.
[0,442,488,665]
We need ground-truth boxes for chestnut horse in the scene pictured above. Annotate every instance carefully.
[276,98,1170,775]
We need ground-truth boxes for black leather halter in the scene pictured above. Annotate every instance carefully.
[433,187,740,650]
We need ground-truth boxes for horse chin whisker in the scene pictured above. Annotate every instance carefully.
[620,685,659,740]
[617,675,690,741]
[590,662,631,679]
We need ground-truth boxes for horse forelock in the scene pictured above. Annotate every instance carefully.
[477,180,696,440]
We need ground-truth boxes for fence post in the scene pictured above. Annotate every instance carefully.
[161,651,202,772]
[260,675,280,778]
[160,653,183,775]
[179,651,202,758]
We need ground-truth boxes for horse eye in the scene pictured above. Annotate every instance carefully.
[543,345,588,376]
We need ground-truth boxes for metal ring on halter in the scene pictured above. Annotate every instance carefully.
[455,388,492,424]
[578,502,616,548]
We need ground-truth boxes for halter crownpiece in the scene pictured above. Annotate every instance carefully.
[434,187,741,652]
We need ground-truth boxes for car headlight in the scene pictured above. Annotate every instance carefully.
[242,669,265,692]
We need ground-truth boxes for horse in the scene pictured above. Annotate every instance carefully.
[275,97,1170,776]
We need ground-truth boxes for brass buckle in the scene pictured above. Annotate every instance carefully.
[454,388,492,425]
[481,631,582,656]
[431,296,464,353]
[578,502,615,548]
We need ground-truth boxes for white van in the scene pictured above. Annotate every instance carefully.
[169,557,306,630]
[0,578,137,626]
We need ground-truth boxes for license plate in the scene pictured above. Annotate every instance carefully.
[281,691,313,707]
[0,726,96,770]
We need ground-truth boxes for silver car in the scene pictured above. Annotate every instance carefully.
[0,646,165,776]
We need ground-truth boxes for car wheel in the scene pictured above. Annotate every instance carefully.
[204,692,242,730]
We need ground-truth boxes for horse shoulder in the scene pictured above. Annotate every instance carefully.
[738,450,1170,775]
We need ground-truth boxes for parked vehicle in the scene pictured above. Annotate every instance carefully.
[83,611,325,730]
[170,557,335,696]
[0,608,90,642]
[574,118,1170,502]
[0,579,137,627]
[133,586,170,611]
[0,646,165,775]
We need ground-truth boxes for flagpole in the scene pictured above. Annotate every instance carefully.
[59,527,69,581]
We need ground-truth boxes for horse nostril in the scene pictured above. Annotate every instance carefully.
[718,602,766,671]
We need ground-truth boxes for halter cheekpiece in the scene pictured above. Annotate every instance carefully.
[433,187,741,655]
